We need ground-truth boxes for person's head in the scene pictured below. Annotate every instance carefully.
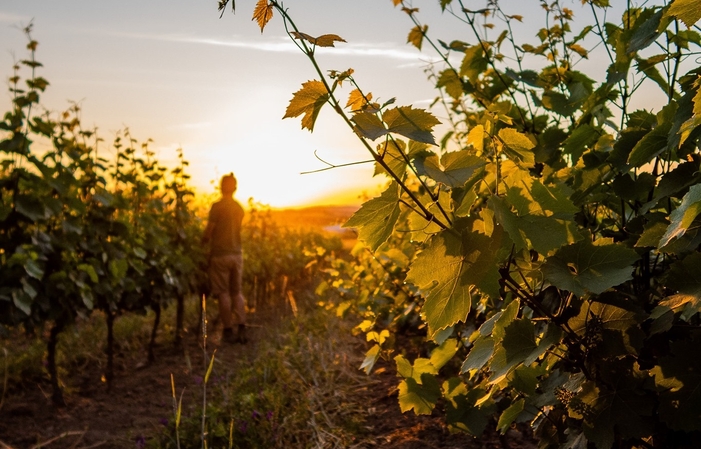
[220,173,237,195]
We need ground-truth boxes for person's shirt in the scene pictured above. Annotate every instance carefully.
[207,196,244,257]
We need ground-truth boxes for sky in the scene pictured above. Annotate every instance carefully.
[0,1,666,208]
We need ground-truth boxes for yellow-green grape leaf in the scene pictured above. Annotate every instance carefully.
[398,375,441,415]
[497,399,525,434]
[460,45,488,83]
[351,111,387,140]
[436,69,464,101]
[395,355,438,381]
[663,0,701,28]
[283,80,329,132]
[467,124,485,154]
[344,182,400,251]
[406,228,502,338]
[252,0,274,33]
[360,344,381,374]
[374,139,408,179]
[383,106,441,145]
[430,338,458,369]
[407,190,452,240]
[498,128,535,165]
[542,238,640,297]
[659,184,701,248]
[414,150,486,188]
[408,25,428,50]
[346,89,372,112]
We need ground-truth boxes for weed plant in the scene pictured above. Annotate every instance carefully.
[151,299,370,449]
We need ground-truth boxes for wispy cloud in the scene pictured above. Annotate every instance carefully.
[0,12,31,24]
[114,31,439,63]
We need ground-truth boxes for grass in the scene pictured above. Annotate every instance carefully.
[151,300,374,449]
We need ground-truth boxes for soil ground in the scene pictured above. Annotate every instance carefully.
[0,308,538,449]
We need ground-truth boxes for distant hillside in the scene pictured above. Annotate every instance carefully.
[266,205,358,229]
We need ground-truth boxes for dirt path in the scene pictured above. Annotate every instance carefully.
[0,308,537,449]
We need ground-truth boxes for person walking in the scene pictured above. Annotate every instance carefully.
[202,173,247,343]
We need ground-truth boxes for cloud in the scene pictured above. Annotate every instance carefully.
[0,12,31,24]
[115,31,439,63]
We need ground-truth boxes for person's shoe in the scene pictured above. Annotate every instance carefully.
[237,324,248,344]
[222,327,237,344]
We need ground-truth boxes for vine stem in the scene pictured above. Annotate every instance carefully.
[271,1,449,232]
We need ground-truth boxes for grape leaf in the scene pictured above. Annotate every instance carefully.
[659,184,701,248]
[344,182,400,251]
[292,32,347,47]
[414,150,486,188]
[627,122,671,167]
[351,111,386,140]
[373,139,407,179]
[395,355,438,381]
[408,25,428,50]
[360,344,380,374]
[383,106,440,145]
[497,399,525,434]
[406,227,502,337]
[542,238,640,296]
[430,338,458,370]
[663,0,701,28]
[445,384,496,435]
[490,196,579,255]
[398,375,441,415]
[498,128,535,165]
[346,89,371,112]
[437,69,464,101]
[283,80,329,132]
[313,34,346,47]
[252,0,274,33]
[461,337,494,374]
[563,124,599,164]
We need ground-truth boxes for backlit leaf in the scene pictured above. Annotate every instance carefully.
[374,139,408,179]
[344,182,400,251]
[498,128,535,165]
[283,80,329,132]
[406,228,502,337]
[543,238,640,296]
[398,375,441,415]
[408,25,428,50]
[252,0,274,33]
[346,89,371,112]
[430,338,458,370]
[497,399,525,434]
[313,34,347,47]
[351,111,386,140]
[659,184,701,248]
[663,0,701,28]
[360,345,380,374]
[383,106,440,145]
[414,150,486,188]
